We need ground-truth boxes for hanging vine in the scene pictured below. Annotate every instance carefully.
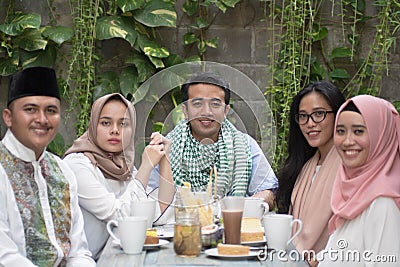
[344,0,400,96]
[265,0,316,169]
[65,0,99,137]
[265,0,400,169]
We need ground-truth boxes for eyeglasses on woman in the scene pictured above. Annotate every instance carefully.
[295,110,334,125]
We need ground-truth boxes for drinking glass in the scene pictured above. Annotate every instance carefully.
[220,196,245,244]
[173,208,202,257]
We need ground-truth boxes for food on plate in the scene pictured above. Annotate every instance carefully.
[145,228,159,245]
[240,217,264,242]
[217,243,250,255]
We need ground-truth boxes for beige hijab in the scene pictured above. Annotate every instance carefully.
[64,93,136,181]
[290,145,341,253]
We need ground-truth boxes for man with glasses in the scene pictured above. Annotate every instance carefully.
[149,72,277,209]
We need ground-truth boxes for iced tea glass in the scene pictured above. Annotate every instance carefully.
[173,208,202,257]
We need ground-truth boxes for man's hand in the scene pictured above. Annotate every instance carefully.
[252,189,275,210]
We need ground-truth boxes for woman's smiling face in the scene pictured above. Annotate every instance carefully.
[334,110,370,169]
[298,92,335,153]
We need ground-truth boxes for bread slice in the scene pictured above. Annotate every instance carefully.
[144,228,159,245]
[240,217,264,242]
[217,243,250,255]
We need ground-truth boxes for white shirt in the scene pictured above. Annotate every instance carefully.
[63,152,173,260]
[0,130,95,267]
[318,197,400,266]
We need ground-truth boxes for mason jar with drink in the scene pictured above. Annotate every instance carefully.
[173,192,202,257]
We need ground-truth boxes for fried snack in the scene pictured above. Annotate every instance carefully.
[240,218,264,242]
[144,228,159,245]
[217,243,250,255]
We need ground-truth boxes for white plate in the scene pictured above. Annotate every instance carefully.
[241,236,266,246]
[112,239,169,249]
[144,239,169,249]
[156,226,174,240]
[204,248,259,259]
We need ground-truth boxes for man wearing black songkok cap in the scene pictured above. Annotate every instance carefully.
[0,67,95,266]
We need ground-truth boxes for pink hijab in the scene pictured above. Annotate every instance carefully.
[64,93,136,181]
[329,95,400,233]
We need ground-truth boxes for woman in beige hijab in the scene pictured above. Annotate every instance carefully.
[276,82,345,266]
[64,93,174,260]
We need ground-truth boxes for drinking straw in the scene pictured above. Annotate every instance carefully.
[213,165,218,201]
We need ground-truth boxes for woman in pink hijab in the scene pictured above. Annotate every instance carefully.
[319,95,400,266]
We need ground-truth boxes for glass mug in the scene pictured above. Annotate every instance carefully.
[173,208,202,257]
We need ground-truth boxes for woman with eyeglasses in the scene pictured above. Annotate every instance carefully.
[276,81,345,265]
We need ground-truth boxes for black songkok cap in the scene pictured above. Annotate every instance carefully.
[7,67,60,107]
[183,71,230,90]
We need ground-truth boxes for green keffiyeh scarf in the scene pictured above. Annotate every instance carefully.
[167,119,252,196]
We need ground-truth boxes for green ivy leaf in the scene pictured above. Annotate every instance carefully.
[205,37,219,48]
[20,45,56,69]
[0,55,18,76]
[14,28,47,51]
[147,55,165,68]
[0,12,41,36]
[171,105,184,126]
[184,55,202,62]
[133,0,176,28]
[144,45,169,58]
[96,16,139,47]
[311,61,326,80]
[93,71,120,100]
[329,68,350,80]
[183,0,198,16]
[213,1,227,13]
[348,33,359,47]
[138,35,169,58]
[120,66,140,97]
[221,0,241,8]
[352,0,365,12]
[194,17,209,29]
[273,69,284,83]
[312,27,328,42]
[197,40,206,54]
[164,53,184,67]
[152,122,164,133]
[183,32,199,45]
[96,16,128,39]
[125,54,155,82]
[117,0,144,12]
[329,47,352,59]
[132,78,150,104]
[42,26,74,45]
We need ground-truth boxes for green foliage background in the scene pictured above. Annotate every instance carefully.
[1,0,399,170]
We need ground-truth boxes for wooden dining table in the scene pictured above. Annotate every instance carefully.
[96,227,309,267]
